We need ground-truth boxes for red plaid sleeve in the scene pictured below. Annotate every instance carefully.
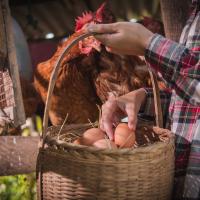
[145,34,200,106]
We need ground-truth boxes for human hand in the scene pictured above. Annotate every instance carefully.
[86,22,154,55]
[100,88,147,140]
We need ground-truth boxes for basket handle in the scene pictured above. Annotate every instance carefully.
[147,68,163,128]
[42,32,163,143]
[42,33,95,142]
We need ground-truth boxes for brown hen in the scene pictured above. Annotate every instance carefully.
[34,32,100,125]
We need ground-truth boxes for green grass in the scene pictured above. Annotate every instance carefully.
[0,174,36,200]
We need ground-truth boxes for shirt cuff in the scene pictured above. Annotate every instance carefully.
[145,34,164,72]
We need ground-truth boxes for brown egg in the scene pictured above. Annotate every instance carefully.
[114,123,135,148]
[73,138,82,145]
[78,128,106,146]
[93,139,117,149]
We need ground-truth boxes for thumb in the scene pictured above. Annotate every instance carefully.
[93,34,113,46]
[86,23,117,34]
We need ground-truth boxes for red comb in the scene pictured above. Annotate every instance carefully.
[95,2,115,23]
[75,11,93,31]
[75,2,114,32]
[95,2,106,22]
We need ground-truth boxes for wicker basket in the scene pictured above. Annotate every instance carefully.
[36,33,175,200]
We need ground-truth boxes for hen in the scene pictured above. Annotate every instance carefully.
[34,2,165,125]
[34,31,101,125]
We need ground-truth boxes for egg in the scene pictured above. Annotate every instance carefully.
[92,139,117,149]
[77,128,106,146]
[73,138,82,145]
[114,123,135,148]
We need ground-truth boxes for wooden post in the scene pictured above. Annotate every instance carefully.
[0,0,26,126]
[0,4,7,68]
[0,136,39,176]
[160,0,190,42]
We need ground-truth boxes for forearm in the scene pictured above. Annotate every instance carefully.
[145,34,200,105]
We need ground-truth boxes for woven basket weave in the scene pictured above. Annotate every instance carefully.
[36,33,175,200]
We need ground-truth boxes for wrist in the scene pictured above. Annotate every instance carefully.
[142,32,154,55]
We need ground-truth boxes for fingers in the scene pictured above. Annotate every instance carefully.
[100,99,118,141]
[87,23,117,34]
[125,104,137,131]
[101,102,114,140]
[100,116,114,141]
[94,33,115,47]
[103,122,114,141]
[100,91,140,139]
[85,23,120,47]
[105,46,123,55]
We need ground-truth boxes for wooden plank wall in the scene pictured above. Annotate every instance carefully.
[0,2,7,68]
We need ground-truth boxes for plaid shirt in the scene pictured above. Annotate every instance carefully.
[143,0,200,199]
